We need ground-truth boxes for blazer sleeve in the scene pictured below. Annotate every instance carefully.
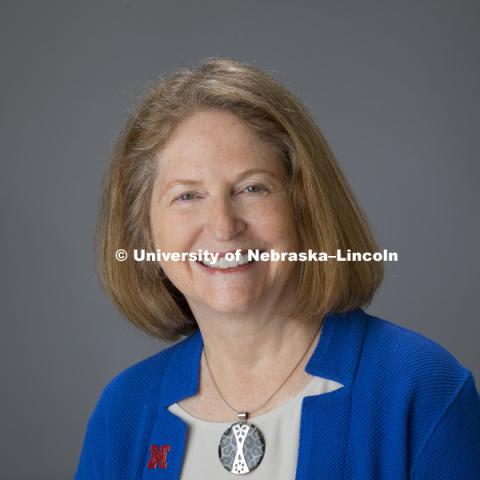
[411,371,480,479]
[75,392,107,480]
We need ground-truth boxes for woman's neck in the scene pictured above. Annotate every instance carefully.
[199,311,320,373]
[178,309,323,421]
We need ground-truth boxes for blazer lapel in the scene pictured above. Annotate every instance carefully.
[295,309,368,479]
[142,330,203,480]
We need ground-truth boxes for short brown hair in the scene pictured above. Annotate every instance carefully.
[96,57,383,341]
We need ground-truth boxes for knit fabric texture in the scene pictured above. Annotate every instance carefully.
[75,309,480,479]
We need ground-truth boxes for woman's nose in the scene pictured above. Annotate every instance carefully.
[206,195,246,240]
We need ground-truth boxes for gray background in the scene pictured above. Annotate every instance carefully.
[1,1,478,478]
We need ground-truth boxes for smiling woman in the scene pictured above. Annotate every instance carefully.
[76,58,480,479]
[95,59,382,342]
[149,109,301,320]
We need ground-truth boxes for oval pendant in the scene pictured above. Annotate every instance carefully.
[218,421,265,475]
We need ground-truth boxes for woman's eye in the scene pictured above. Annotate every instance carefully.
[174,192,197,202]
[242,184,266,194]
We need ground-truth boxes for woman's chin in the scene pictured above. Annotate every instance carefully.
[202,295,259,316]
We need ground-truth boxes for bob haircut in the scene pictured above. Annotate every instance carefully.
[97,57,383,341]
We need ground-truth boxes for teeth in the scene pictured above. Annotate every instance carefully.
[201,252,251,269]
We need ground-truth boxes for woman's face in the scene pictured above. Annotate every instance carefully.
[149,110,300,317]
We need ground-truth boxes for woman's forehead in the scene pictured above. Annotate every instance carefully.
[161,111,274,158]
[154,110,286,179]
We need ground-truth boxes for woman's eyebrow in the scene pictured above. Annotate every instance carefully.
[236,167,279,181]
[163,179,202,192]
[161,168,279,194]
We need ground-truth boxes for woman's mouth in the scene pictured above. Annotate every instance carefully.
[196,249,265,273]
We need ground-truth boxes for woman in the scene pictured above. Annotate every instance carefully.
[76,58,480,479]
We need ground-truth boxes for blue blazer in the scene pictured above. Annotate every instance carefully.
[75,309,480,479]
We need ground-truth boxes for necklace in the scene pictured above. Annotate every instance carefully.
[203,321,323,475]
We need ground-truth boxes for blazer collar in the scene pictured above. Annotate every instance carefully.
[158,308,368,407]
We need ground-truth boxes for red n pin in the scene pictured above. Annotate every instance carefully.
[147,444,171,469]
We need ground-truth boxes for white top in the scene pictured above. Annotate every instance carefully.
[168,375,343,479]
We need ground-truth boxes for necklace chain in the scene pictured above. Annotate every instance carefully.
[203,321,323,418]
